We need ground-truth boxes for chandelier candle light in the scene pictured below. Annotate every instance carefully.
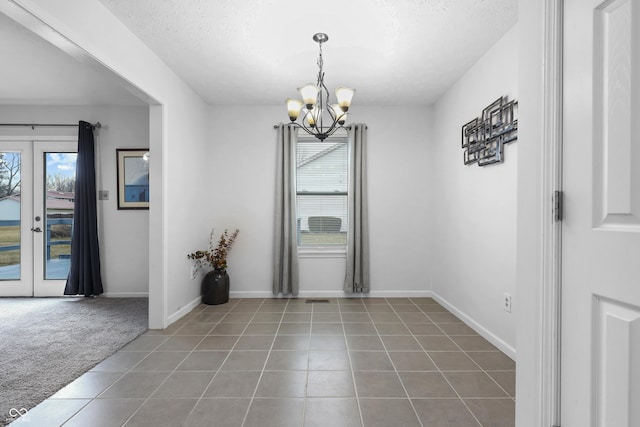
[285,33,355,141]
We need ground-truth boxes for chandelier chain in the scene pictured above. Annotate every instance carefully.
[317,40,324,73]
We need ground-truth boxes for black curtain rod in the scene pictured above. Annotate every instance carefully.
[0,122,102,130]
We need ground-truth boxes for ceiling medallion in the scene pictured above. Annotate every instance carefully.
[285,33,355,141]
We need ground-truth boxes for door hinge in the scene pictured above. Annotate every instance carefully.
[553,190,563,222]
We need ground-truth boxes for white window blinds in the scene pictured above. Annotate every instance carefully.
[296,137,349,245]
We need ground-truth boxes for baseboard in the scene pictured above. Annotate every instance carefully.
[368,290,435,298]
[430,292,516,360]
[167,295,202,325]
[229,290,435,299]
[101,292,149,298]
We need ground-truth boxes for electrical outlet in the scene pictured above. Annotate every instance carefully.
[503,292,512,313]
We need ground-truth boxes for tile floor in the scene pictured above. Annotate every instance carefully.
[13,298,515,426]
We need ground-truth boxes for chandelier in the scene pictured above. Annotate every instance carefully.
[285,33,355,141]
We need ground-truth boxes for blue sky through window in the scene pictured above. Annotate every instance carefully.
[46,153,77,179]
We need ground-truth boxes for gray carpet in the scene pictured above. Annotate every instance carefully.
[0,297,148,426]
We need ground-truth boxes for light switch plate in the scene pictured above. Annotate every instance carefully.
[98,190,109,200]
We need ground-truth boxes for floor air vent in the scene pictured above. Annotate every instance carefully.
[305,299,330,303]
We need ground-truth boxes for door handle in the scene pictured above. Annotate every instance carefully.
[31,227,43,233]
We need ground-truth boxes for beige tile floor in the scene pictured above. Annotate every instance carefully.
[13,298,515,427]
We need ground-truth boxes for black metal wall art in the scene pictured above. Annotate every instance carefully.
[462,96,518,166]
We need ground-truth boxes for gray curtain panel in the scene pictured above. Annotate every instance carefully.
[273,124,299,295]
[344,124,370,293]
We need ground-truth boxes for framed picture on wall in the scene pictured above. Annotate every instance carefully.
[116,148,150,210]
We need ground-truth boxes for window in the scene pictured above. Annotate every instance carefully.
[296,135,349,246]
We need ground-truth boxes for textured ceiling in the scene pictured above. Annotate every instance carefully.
[1,1,517,107]
[0,13,143,106]
[98,0,518,106]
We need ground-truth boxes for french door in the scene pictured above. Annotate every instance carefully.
[0,139,77,296]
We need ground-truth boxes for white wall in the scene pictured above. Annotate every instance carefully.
[205,105,432,297]
[0,105,150,296]
[363,106,432,297]
[430,25,518,356]
[9,0,214,327]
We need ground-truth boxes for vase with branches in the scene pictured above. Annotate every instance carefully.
[188,228,239,272]
[187,228,239,305]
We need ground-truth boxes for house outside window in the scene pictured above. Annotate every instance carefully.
[296,134,349,246]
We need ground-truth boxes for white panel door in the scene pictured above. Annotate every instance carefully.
[563,0,640,426]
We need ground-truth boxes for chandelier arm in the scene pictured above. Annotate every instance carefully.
[333,108,346,123]
[321,114,339,134]
[300,109,316,135]
[324,122,344,139]
[320,75,331,132]
[314,122,341,141]
[288,122,314,137]
[297,110,318,137]
[301,108,310,122]
[299,121,314,136]
[319,86,325,131]
[331,114,341,130]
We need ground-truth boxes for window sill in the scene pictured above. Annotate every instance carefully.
[298,246,347,258]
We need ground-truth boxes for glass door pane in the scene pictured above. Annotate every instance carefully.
[0,152,22,280]
[0,142,32,296]
[44,152,76,280]
[33,141,77,296]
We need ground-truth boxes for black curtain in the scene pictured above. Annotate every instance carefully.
[64,121,104,296]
